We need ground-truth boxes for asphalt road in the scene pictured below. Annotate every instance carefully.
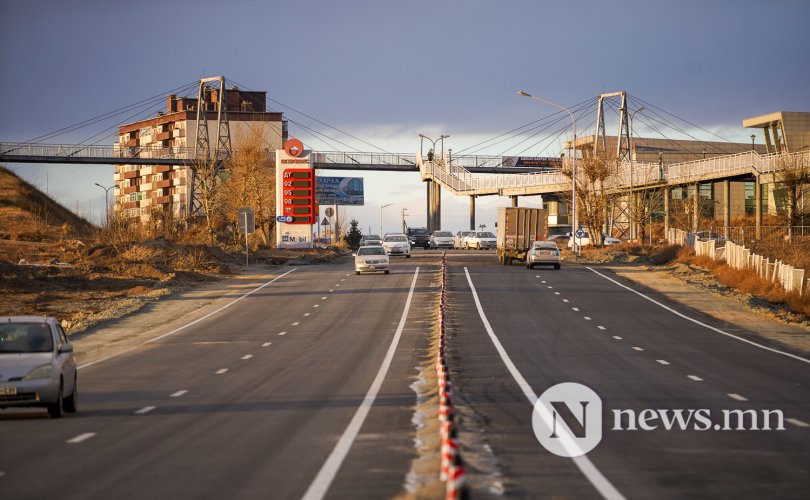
[0,255,436,500]
[447,252,810,499]
[2,248,808,499]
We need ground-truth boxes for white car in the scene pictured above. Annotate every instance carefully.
[429,230,455,249]
[354,246,390,274]
[359,234,382,246]
[567,230,591,249]
[382,233,411,258]
[526,241,561,270]
[465,231,497,250]
[454,231,475,249]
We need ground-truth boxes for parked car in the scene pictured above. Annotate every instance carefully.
[526,241,561,269]
[547,234,571,248]
[354,246,390,274]
[567,230,590,249]
[359,234,382,246]
[603,233,622,245]
[429,230,455,249]
[454,230,475,249]
[465,231,497,250]
[406,227,430,249]
[0,316,78,418]
[382,233,411,257]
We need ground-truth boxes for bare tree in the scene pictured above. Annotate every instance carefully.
[562,154,615,246]
[774,150,810,238]
[189,155,222,244]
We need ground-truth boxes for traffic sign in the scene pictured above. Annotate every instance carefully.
[238,207,255,234]
[324,207,334,217]
[321,217,330,226]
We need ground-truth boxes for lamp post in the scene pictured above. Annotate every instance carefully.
[518,91,578,253]
[622,106,645,241]
[94,182,114,223]
[380,203,392,235]
[419,133,450,160]
[751,134,756,152]
[401,207,409,234]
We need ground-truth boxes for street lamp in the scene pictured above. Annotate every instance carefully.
[380,203,392,235]
[621,105,645,241]
[94,182,114,223]
[401,207,409,234]
[419,133,450,161]
[751,134,756,152]
[518,91,578,253]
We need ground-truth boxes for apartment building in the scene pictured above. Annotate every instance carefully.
[114,88,285,220]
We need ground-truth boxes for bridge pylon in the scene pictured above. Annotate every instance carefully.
[190,76,232,216]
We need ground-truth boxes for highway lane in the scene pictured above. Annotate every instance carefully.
[447,253,810,499]
[0,257,437,500]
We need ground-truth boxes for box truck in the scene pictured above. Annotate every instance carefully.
[496,207,548,265]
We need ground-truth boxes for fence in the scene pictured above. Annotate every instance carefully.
[667,228,807,295]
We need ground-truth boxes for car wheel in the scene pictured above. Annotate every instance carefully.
[555,264,561,270]
[385,270,390,274]
[527,263,533,269]
[47,380,64,418]
[406,254,411,258]
[64,374,78,413]
[356,271,360,275]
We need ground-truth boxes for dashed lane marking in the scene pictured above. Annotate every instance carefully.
[135,406,156,415]
[554,292,560,295]
[728,393,748,402]
[562,299,569,303]
[313,304,320,308]
[541,280,547,284]
[786,418,810,428]
[304,313,311,317]
[216,369,228,375]
[613,336,623,340]
[170,390,188,398]
[242,355,253,360]
[329,290,335,293]
[597,326,606,330]
[322,297,328,300]
[572,307,580,312]
[584,317,592,321]
[656,359,671,366]
[262,342,272,347]
[278,331,287,336]
[632,347,644,351]
[687,375,703,382]
[547,286,553,289]
[292,322,300,326]
[67,433,96,444]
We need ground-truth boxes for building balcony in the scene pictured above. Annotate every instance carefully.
[139,183,153,192]
[123,201,138,209]
[123,170,139,179]
[155,179,171,188]
[155,165,172,173]
[156,195,172,204]
[122,186,137,195]
[125,139,138,147]
[156,131,172,141]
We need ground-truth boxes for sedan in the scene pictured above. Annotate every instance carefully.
[465,231,497,250]
[429,230,455,249]
[382,234,412,258]
[359,234,382,246]
[527,241,561,269]
[454,231,475,249]
[354,246,390,274]
[0,316,78,418]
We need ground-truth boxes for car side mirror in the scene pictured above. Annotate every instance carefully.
[352,253,357,257]
[59,344,74,354]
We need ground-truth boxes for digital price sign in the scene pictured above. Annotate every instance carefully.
[281,169,316,224]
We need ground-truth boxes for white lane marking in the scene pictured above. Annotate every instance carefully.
[170,390,188,397]
[687,375,703,382]
[0,471,5,478]
[786,418,810,428]
[587,267,810,366]
[329,289,335,293]
[547,286,553,289]
[262,342,272,347]
[341,278,346,281]
[278,331,287,336]
[613,336,623,340]
[215,369,228,375]
[728,393,748,402]
[572,307,580,312]
[345,273,350,277]
[584,317,592,321]
[79,269,298,370]
[541,280,547,284]
[632,346,644,351]
[535,275,541,278]
[554,291,560,295]
[67,433,96,444]
[335,284,341,287]
[241,355,253,360]
[656,359,670,365]
[563,299,570,303]
[597,326,606,330]
[322,296,328,300]
[302,268,420,500]
[292,322,300,326]
[463,267,625,500]
[313,304,320,308]
[135,406,156,415]
[304,313,311,317]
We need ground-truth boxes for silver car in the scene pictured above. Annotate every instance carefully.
[465,231,497,250]
[382,234,412,258]
[429,230,455,249]
[354,245,390,274]
[359,234,383,246]
[527,241,561,270]
[0,316,78,417]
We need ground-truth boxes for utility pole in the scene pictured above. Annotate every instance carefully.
[401,208,408,233]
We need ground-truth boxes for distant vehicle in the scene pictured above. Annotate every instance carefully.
[547,233,571,248]
[359,234,382,246]
[0,316,78,418]
[406,227,430,249]
[354,246,390,275]
[694,231,729,245]
[603,233,622,245]
[496,207,548,264]
[466,231,497,250]
[429,230,454,249]
[526,240,561,270]
[454,230,475,249]
[567,230,591,249]
[382,233,411,257]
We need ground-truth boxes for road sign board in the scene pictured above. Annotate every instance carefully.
[324,207,334,217]
[321,217,330,226]
[276,215,294,223]
[238,207,255,234]
[316,177,364,206]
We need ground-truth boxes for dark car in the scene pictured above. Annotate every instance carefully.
[406,227,430,249]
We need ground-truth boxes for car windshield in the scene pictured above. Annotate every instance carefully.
[409,228,428,235]
[364,235,381,240]
[435,231,452,237]
[477,232,495,238]
[0,322,53,353]
[358,247,386,256]
[385,235,406,242]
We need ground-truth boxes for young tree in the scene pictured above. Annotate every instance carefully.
[774,150,810,238]
[562,154,615,246]
[189,155,222,244]
[343,218,363,250]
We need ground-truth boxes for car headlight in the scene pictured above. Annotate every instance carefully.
[24,364,54,380]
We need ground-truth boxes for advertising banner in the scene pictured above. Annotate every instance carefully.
[316,176,364,206]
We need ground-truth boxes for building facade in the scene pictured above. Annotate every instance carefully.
[114,88,285,220]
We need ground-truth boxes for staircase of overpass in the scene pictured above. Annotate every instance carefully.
[417,148,810,196]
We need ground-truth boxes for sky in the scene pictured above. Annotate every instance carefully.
[1,0,809,234]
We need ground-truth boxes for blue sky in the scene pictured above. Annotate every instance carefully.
[1,0,808,232]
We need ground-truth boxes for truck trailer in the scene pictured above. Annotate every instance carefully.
[496,207,548,265]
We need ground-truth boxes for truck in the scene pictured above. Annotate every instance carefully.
[496,207,548,265]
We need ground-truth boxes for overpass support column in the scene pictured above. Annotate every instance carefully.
[469,195,476,230]
[511,195,519,207]
[755,176,762,240]
[426,181,433,233]
[723,179,731,239]
[664,187,670,241]
[692,183,700,232]
[434,182,442,230]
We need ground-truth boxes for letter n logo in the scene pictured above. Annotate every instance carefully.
[532,382,602,457]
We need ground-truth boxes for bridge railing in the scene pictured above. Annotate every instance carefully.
[0,142,197,160]
[310,151,417,167]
